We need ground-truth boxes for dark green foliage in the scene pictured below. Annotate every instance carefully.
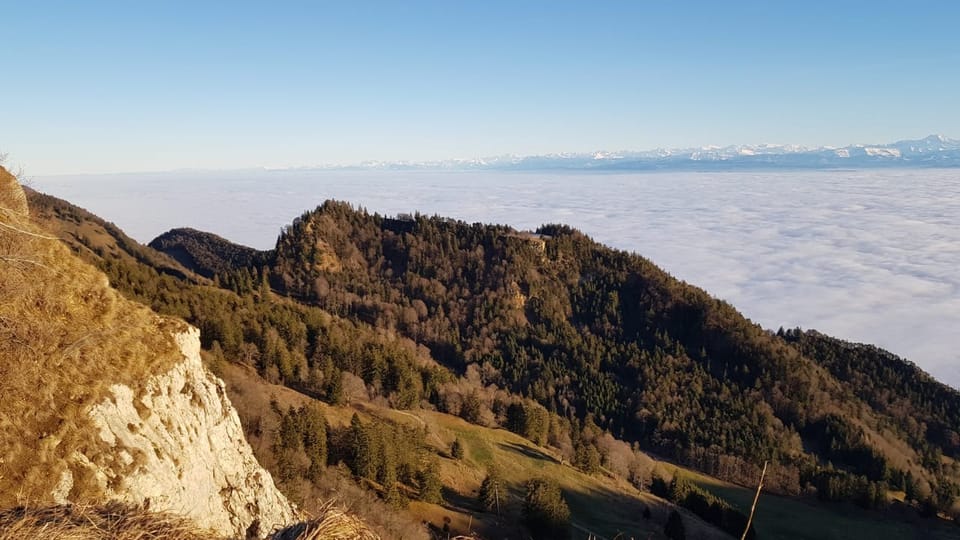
[450,438,465,459]
[783,329,960,460]
[664,510,685,540]
[460,391,482,424]
[802,414,889,481]
[664,474,755,539]
[479,467,503,513]
[348,413,374,479]
[574,442,601,475]
[505,400,549,446]
[300,405,327,483]
[149,227,270,278]
[522,478,570,540]
[417,459,443,504]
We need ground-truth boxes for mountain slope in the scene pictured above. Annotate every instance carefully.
[257,202,960,499]
[26,188,203,283]
[31,184,960,534]
[149,227,270,278]
[1,167,297,537]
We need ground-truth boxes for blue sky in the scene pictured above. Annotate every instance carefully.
[2,1,959,174]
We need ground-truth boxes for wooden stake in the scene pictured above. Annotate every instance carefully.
[741,461,768,540]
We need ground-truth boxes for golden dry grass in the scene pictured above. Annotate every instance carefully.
[0,503,219,540]
[0,167,185,505]
[0,502,379,540]
[269,500,380,540]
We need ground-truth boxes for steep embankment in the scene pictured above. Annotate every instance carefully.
[0,167,294,538]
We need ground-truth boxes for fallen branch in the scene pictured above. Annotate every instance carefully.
[741,460,767,540]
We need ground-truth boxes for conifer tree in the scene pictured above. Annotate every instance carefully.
[522,478,570,540]
[417,458,443,504]
[301,405,327,482]
[664,510,685,540]
[451,437,465,459]
[479,467,503,513]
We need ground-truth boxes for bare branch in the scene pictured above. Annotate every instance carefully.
[0,220,59,240]
[0,256,60,273]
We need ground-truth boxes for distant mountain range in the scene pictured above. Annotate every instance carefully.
[311,134,960,172]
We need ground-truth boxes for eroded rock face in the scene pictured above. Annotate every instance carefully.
[67,327,295,538]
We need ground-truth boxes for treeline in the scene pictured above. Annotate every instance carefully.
[651,474,755,540]
[270,404,442,508]
[149,227,270,278]
[783,328,960,460]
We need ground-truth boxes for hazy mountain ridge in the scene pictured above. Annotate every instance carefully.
[293,134,960,171]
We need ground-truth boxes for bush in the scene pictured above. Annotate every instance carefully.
[522,478,570,540]
[451,438,465,459]
[664,510,685,540]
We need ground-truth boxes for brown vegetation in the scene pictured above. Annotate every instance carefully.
[0,503,217,540]
[0,167,184,505]
[0,501,381,540]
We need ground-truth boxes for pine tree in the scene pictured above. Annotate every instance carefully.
[904,471,918,502]
[664,510,685,540]
[348,413,374,479]
[522,478,570,540]
[418,458,443,504]
[574,442,601,474]
[479,467,503,513]
[301,405,327,483]
[451,437,465,459]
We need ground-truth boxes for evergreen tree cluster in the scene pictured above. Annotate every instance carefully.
[651,474,755,540]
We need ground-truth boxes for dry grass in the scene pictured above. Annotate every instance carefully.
[0,503,219,540]
[269,500,380,540]
[0,167,185,505]
[0,501,379,540]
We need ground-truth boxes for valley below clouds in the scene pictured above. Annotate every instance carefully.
[37,168,960,388]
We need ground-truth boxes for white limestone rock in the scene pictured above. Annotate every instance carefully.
[72,326,295,538]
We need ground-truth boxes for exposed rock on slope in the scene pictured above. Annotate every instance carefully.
[0,167,294,538]
[76,327,295,537]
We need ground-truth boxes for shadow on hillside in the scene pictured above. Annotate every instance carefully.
[498,441,560,464]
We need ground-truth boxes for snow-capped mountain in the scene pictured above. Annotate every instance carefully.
[319,135,960,172]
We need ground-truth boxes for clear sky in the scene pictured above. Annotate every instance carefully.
[2,1,959,175]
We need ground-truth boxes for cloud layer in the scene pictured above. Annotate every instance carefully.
[37,168,960,388]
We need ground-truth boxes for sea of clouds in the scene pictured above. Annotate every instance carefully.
[35,168,960,388]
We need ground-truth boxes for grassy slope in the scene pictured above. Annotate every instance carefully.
[219,361,728,540]
[665,467,960,540]
[222,357,960,540]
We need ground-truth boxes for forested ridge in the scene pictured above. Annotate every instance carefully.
[27,191,960,532]
[260,201,959,504]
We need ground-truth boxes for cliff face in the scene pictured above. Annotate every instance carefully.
[67,326,296,538]
[0,166,296,538]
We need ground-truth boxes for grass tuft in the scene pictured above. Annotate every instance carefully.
[269,500,380,540]
[0,503,219,540]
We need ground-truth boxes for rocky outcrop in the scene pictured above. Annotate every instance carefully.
[0,166,29,216]
[60,326,296,538]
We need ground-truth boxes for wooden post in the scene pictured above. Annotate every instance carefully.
[741,461,768,540]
